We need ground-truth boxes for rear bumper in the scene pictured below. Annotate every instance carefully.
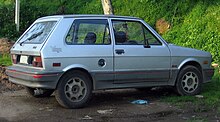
[203,68,214,83]
[6,65,63,89]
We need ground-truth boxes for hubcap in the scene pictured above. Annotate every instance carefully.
[181,72,199,93]
[64,77,87,102]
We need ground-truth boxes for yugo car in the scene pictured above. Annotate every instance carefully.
[6,15,214,108]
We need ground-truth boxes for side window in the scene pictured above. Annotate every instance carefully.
[112,20,144,45]
[143,27,162,45]
[66,19,110,45]
[112,20,161,45]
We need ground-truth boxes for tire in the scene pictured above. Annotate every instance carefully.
[55,71,92,109]
[25,87,54,98]
[176,65,203,96]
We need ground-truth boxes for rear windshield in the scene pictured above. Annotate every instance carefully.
[19,21,57,44]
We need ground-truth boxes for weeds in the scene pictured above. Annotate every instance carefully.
[0,54,11,66]
[187,117,208,122]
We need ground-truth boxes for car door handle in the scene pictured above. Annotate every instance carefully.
[115,49,125,55]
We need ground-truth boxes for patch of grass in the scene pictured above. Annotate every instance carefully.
[202,69,220,107]
[163,68,220,110]
[187,117,208,122]
[0,54,12,66]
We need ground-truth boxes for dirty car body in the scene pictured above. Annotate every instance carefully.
[6,15,214,108]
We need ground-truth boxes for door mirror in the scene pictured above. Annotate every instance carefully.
[144,45,151,48]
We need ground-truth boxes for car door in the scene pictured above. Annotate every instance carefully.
[60,18,114,83]
[111,19,171,83]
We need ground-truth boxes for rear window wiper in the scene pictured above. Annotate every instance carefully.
[20,31,43,46]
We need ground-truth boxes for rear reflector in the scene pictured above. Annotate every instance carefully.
[53,63,61,67]
[33,75,43,79]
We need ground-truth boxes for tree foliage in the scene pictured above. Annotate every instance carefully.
[0,0,219,63]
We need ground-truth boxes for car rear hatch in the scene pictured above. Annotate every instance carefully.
[10,16,61,68]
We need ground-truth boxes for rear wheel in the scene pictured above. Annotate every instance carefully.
[176,65,202,95]
[25,87,54,98]
[55,71,92,109]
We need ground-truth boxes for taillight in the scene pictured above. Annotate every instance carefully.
[32,56,43,67]
[11,54,19,64]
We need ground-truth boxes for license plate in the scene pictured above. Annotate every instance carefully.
[20,55,28,64]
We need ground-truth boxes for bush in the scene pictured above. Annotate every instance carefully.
[0,0,219,63]
[0,4,20,40]
[0,38,13,66]
[163,1,220,63]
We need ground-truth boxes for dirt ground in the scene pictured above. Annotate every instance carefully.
[0,85,219,122]
[0,88,182,122]
[0,67,219,122]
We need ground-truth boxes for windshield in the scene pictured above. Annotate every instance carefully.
[19,21,57,44]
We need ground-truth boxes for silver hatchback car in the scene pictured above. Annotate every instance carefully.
[6,15,214,108]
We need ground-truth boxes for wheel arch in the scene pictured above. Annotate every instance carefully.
[56,67,94,90]
[179,61,202,73]
[175,60,203,85]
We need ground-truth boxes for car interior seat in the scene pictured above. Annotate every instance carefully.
[84,32,96,44]
[115,31,126,44]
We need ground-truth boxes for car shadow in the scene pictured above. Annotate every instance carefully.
[89,87,177,108]
[16,87,177,109]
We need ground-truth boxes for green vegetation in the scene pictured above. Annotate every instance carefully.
[0,54,11,66]
[0,0,219,63]
[188,117,208,122]
[163,1,220,63]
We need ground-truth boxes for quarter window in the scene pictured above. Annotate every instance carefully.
[144,27,161,45]
[66,19,110,45]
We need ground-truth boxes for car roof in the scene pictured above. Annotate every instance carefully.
[39,14,140,20]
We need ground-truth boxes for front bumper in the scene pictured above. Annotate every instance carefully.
[6,65,63,89]
[203,68,214,83]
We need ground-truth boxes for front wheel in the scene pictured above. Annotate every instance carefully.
[176,65,203,96]
[55,71,92,109]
